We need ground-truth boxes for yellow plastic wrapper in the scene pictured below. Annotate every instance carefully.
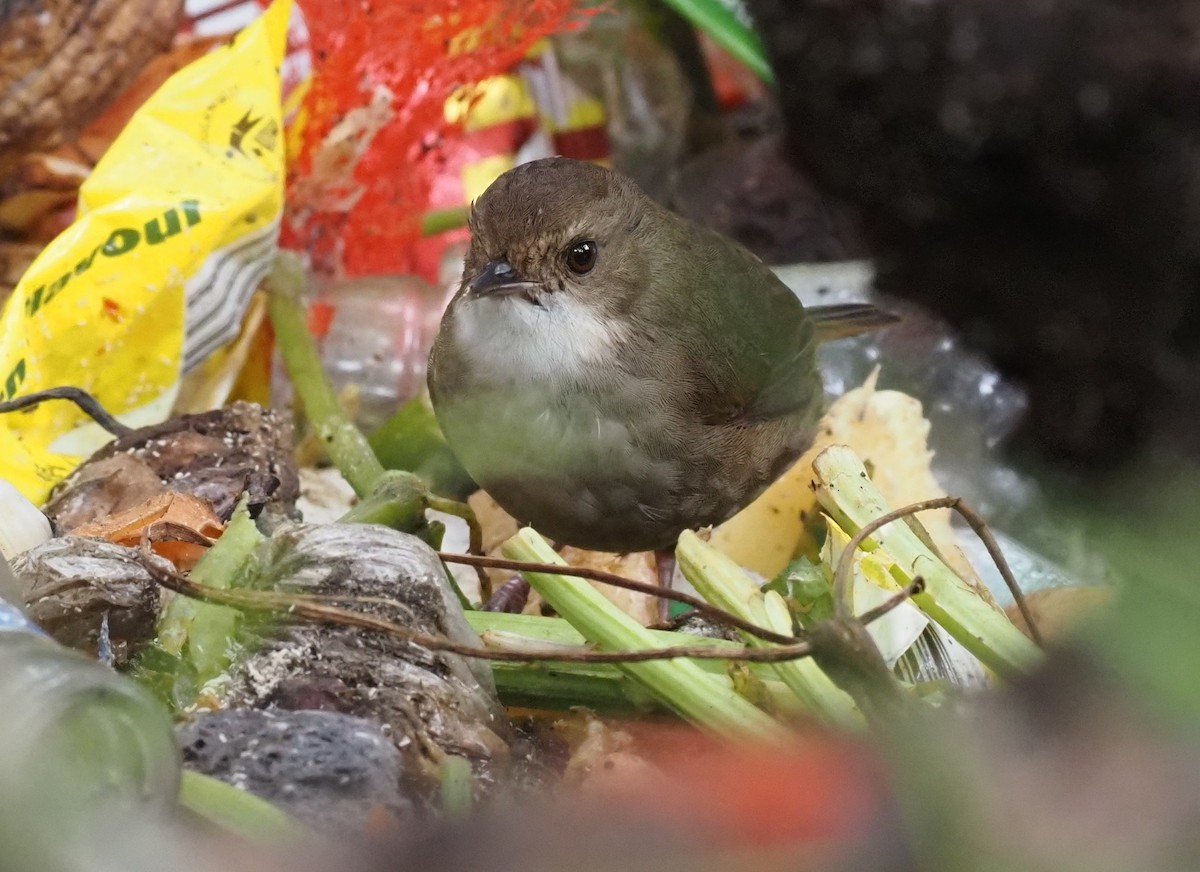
[0,0,292,504]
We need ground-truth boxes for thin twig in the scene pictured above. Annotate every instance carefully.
[439,551,800,645]
[833,498,952,621]
[856,577,924,626]
[831,496,1041,645]
[140,542,922,666]
[948,500,1043,646]
[0,386,132,436]
[140,546,805,663]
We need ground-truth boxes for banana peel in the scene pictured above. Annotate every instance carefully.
[713,368,989,599]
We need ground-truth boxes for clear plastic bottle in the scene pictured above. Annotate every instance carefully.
[0,560,181,869]
[308,272,455,433]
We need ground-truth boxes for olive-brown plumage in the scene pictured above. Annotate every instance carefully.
[428,158,891,552]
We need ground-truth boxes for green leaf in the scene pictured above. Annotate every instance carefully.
[368,394,475,499]
[766,556,835,627]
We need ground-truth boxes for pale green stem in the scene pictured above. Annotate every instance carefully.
[157,499,263,683]
[676,531,863,729]
[265,252,385,498]
[812,446,1041,677]
[422,206,470,237]
[502,528,789,741]
[469,610,807,716]
[179,770,306,843]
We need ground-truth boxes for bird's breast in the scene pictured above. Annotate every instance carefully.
[448,293,629,386]
[433,366,695,545]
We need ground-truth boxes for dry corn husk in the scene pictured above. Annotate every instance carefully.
[0,0,185,169]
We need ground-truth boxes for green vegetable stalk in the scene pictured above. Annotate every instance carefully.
[676,531,863,728]
[812,446,1041,677]
[502,528,789,741]
[179,771,305,843]
[155,499,264,689]
[265,253,385,498]
[469,610,807,716]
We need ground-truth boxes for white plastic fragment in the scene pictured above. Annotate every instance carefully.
[0,479,51,560]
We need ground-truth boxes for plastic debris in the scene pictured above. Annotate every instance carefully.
[0,0,292,503]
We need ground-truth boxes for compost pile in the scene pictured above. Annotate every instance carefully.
[1,2,1198,872]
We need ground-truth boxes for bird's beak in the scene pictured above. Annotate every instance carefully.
[466,259,538,298]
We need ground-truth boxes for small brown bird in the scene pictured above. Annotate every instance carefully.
[427,158,894,553]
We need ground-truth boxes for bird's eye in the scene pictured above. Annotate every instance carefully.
[565,240,598,276]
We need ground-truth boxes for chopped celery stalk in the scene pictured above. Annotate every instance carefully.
[677,531,863,729]
[812,446,1041,677]
[502,528,788,741]
[470,611,806,716]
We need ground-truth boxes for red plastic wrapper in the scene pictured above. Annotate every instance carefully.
[282,0,594,282]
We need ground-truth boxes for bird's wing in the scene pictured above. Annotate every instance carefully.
[666,226,824,424]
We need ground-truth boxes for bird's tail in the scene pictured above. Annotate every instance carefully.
[808,303,900,342]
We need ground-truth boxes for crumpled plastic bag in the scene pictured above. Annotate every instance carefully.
[0,0,292,504]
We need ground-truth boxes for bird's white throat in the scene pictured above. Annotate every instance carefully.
[451,292,625,384]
